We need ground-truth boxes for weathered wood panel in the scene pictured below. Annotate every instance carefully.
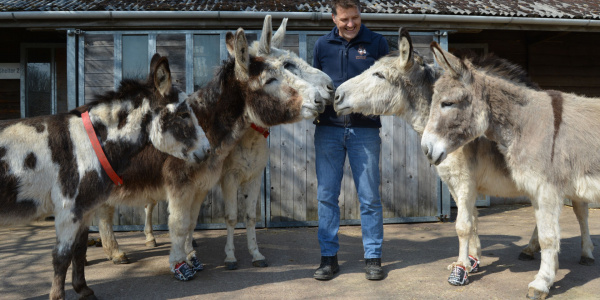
[156,34,187,91]
[528,35,600,97]
[0,80,20,120]
[84,34,113,104]
[269,33,440,227]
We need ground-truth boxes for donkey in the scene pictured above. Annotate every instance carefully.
[0,54,209,300]
[333,29,594,287]
[217,15,333,270]
[421,41,600,299]
[95,25,327,280]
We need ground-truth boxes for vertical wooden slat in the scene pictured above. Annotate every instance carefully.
[269,125,282,222]
[158,200,168,227]
[292,119,308,221]
[211,183,225,225]
[405,127,420,217]
[393,117,407,217]
[380,116,394,218]
[280,124,294,221]
[417,133,431,216]
[306,122,318,221]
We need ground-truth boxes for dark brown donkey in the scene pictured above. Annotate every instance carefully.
[94,27,326,282]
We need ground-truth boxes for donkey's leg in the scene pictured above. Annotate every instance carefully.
[241,175,267,267]
[97,203,129,264]
[71,223,97,300]
[468,206,481,260]
[519,225,540,261]
[221,173,240,270]
[527,189,563,300]
[186,189,208,272]
[50,214,83,300]
[450,183,479,273]
[167,189,196,280]
[144,201,157,247]
[572,201,594,265]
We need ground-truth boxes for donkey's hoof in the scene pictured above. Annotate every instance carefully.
[225,261,238,270]
[252,260,268,268]
[192,239,198,247]
[526,287,547,300]
[172,262,196,281]
[579,256,595,266]
[145,240,157,247]
[518,252,535,261]
[79,293,98,300]
[112,255,130,264]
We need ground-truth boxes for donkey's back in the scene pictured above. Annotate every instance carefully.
[0,112,99,226]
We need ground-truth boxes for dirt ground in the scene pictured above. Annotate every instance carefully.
[1,204,599,300]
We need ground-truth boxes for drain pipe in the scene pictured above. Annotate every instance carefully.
[1,11,599,29]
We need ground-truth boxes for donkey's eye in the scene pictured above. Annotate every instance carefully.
[265,78,277,85]
[179,112,190,119]
[284,62,296,70]
[441,101,455,108]
[373,72,385,79]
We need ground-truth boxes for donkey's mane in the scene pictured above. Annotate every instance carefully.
[456,50,540,90]
[77,77,180,117]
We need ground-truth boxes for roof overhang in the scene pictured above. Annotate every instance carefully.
[2,11,600,32]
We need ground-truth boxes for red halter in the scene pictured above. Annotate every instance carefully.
[251,123,270,138]
[82,111,123,186]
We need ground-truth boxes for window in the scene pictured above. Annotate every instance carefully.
[22,46,67,117]
[122,35,149,80]
[193,35,220,91]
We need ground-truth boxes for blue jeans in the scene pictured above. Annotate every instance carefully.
[314,125,383,259]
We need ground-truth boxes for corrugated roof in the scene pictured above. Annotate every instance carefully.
[1,0,599,20]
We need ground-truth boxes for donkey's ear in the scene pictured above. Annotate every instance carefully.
[150,53,162,73]
[226,31,235,56]
[431,41,470,80]
[398,28,414,69]
[153,57,172,96]
[258,15,272,55]
[234,28,250,81]
[272,17,288,48]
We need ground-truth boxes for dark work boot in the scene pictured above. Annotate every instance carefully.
[365,258,384,280]
[313,255,339,280]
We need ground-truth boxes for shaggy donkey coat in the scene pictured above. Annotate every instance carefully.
[95,24,327,278]
[421,42,600,299]
[334,29,594,287]
[0,54,209,300]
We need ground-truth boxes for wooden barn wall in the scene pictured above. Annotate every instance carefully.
[450,30,600,97]
[268,34,440,227]
[86,33,261,229]
[527,32,600,97]
[83,30,443,230]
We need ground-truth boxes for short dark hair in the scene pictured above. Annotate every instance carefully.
[331,0,361,15]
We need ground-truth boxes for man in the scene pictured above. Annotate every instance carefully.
[312,0,389,281]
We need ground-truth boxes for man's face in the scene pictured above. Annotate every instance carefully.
[332,5,361,42]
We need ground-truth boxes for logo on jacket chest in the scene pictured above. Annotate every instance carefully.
[356,45,367,59]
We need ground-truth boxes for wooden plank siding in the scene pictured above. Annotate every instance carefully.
[268,33,441,227]
[83,34,114,104]
[83,30,445,230]
[0,80,20,120]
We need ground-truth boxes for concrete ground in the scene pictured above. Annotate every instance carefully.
[1,204,599,300]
